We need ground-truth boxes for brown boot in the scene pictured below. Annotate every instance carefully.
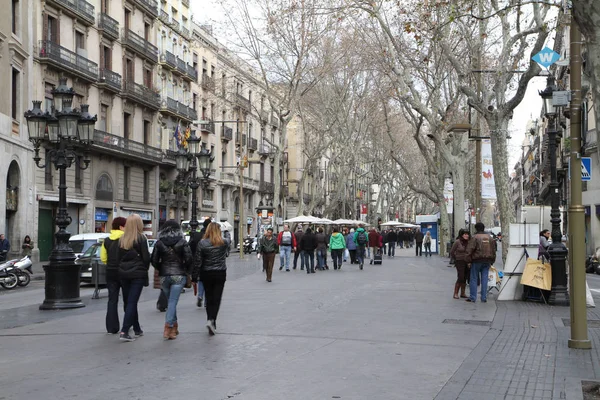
[453,283,460,299]
[169,323,177,340]
[460,284,468,298]
[163,323,171,339]
[173,322,179,336]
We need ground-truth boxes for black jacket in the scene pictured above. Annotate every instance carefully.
[387,230,398,242]
[300,232,318,251]
[415,231,424,243]
[118,234,150,281]
[151,229,193,277]
[294,231,304,251]
[192,233,231,280]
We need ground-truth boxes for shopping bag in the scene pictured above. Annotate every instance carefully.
[521,258,552,291]
[344,248,350,260]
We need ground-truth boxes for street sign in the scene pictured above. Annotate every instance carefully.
[532,47,561,69]
[582,157,592,181]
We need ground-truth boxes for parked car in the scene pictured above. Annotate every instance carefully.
[76,242,104,284]
[69,233,110,260]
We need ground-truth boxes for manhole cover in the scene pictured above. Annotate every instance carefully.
[442,319,491,327]
[562,319,600,328]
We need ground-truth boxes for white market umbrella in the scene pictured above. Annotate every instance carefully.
[332,219,356,225]
[317,218,334,224]
[380,221,403,227]
[284,215,322,224]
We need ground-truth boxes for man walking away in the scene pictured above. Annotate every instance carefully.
[346,228,358,264]
[354,224,369,270]
[101,217,127,334]
[315,227,328,270]
[414,229,424,256]
[387,229,397,257]
[465,222,497,303]
[257,227,278,282]
[0,234,10,261]
[293,226,305,270]
[329,227,346,270]
[368,228,381,265]
[300,228,318,274]
[277,224,296,271]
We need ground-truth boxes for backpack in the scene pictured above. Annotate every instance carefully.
[280,231,292,245]
[479,235,496,261]
[356,231,368,245]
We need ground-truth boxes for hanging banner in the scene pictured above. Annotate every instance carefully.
[443,178,454,214]
[481,140,497,200]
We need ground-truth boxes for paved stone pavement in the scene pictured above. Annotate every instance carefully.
[1,247,599,400]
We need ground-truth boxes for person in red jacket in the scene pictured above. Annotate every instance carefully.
[277,224,297,271]
[368,228,381,265]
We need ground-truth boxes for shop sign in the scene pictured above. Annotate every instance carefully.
[95,208,109,221]
[122,209,153,221]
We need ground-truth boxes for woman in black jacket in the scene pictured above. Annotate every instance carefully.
[117,214,150,342]
[192,222,231,335]
[151,220,193,340]
[300,228,318,274]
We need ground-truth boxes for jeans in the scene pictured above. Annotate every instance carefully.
[302,250,315,272]
[366,246,371,258]
[356,245,366,265]
[202,276,226,323]
[388,242,396,257]
[120,278,144,334]
[161,275,186,326]
[331,249,343,269]
[349,249,357,264]
[293,249,305,269]
[279,245,292,270]
[469,262,490,302]
[196,280,205,300]
[416,242,423,256]
[424,242,432,256]
[316,248,327,269]
[105,277,123,334]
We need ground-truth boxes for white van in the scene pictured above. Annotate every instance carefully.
[69,233,110,259]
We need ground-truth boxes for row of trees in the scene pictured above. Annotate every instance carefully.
[213,0,599,261]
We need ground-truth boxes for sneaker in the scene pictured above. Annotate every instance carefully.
[197,298,203,308]
[106,331,118,335]
[359,263,363,270]
[134,330,144,337]
[119,332,135,342]
[279,266,283,271]
[286,269,290,272]
[206,320,216,335]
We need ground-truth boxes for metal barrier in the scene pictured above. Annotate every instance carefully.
[91,260,107,299]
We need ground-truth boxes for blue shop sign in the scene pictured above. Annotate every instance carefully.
[95,208,109,221]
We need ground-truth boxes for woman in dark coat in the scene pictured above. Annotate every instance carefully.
[192,223,231,335]
[151,220,193,340]
[450,229,470,299]
[300,228,318,274]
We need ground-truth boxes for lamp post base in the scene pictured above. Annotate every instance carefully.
[568,339,592,349]
[39,263,85,310]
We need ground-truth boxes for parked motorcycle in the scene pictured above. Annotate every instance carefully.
[0,259,18,290]
[0,256,32,287]
[243,237,255,254]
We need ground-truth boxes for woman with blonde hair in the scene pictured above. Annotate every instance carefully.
[192,222,230,335]
[117,214,150,342]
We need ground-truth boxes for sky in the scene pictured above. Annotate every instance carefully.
[190,1,547,173]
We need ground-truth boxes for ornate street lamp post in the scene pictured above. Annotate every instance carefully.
[175,131,213,234]
[24,77,96,310]
[539,76,569,306]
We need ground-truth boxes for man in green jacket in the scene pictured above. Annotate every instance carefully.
[329,227,346,270]
[353,224,369,270]
[257,227,279,282]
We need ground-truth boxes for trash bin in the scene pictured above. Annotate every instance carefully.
[446,241,452,255]
[91,260,107,286]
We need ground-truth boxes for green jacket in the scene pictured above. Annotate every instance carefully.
[329,232,346,250]
[258,235,278,254]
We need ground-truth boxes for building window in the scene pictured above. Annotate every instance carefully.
[47,15,58,43]
[99,104,109,132]
[221,73,226,96]
[96,174,113,201]
[102,45,112,69]
[12,0,19,35]
[203,188,214,201]
[75,156,82,192]
[44,83,54,112]
[221,188,227,209]
[124,166,130,200]
[144,22,150,41]
[143,170,149,203]
[75,31,85,52]
[143,120,151,145]
[45,149,53,190]
[123,112,131,140]
[11,68,19,120]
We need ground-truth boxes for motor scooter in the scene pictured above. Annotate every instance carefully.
[0,258,18,289]
[243,237,255,254]
[12,256,32,286]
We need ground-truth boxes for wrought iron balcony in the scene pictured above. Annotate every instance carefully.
[132,0,158,18]
[236,132,247,146]
[235,93,251,111]
[161,97,195,121]
[186,64,198,81]
[175,57,188,77]
[159,9,169,24]
[122,81,160,110]
[200,120,215,134]
[182,0,189,7]
[93,129,163,163]
[181,26,191,39]
[38,41,98,82]
[161,50,177,69]
[170,19,180,33]
[161,97,179,115]
[248,137,258,151]
[258,143,272,157]
[98,13,119,41]
[122,29,158,63]
[221,126,233,141]
[98,69,122,93]
[259,181,275,194]
[202,74,215,91]
[48,0,94,25]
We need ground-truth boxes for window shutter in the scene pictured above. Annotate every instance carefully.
[99,45,105,69]
[55,17,60,45]
[42,12,48,42]
[107,48,112,70]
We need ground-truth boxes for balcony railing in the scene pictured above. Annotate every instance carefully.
[163,97,179,114]
[122,81,160,110]
[159,9,169,24]
[186,64,198,81]
[38,41,98,82]
[93,129,163,163]
[161,97,196,121]
[132,0,158,18]
[221,126,233,141]
[182,0,189,7]
[181,26,190,39]
[202,74,215,91]
[259,181,274,194]
[170,19,180,33]
[48,0,94,25]
[236,132,247,146]
[235,93,251,111]
[200,120,215,134]
[98,13,119,41]
[176,57,187,75]
[122,29,158,63]
[248,137,258,151]
[161,50,177,69]
[98,69,122,92]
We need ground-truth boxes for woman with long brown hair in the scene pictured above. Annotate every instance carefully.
[117,214,150,341]
[450,229,470,299]
[192,222,230,335]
